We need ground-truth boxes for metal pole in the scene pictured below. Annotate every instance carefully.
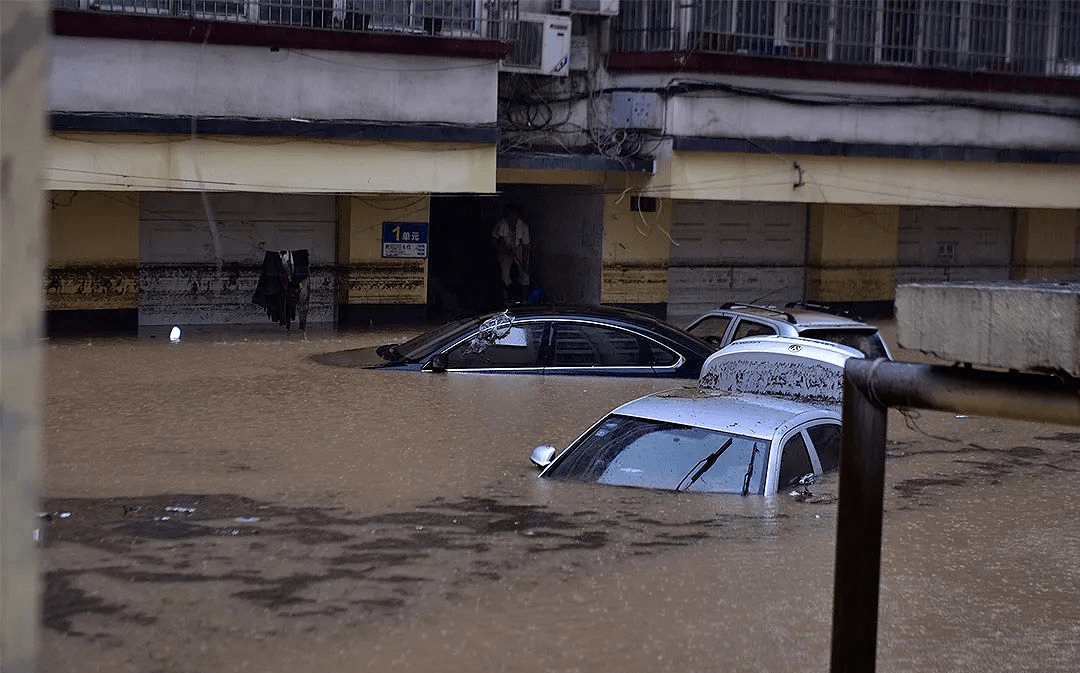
[829,361,888,673]
[829,358,1080,673]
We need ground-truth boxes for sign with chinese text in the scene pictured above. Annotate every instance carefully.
[382,222,429,259]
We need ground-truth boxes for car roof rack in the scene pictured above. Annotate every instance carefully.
[719,301,797,324]
[784,301,865,322]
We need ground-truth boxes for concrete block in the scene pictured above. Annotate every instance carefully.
[896,282,1080,377]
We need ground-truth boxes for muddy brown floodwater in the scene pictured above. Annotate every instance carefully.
[39,322,1080,673]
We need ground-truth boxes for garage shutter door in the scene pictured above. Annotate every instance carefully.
[897,207,1012,285]
[139,193,336,326]
[667,201,807,328]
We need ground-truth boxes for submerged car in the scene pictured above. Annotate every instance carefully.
[313,305,716,378]
[684,301,892,359]
[530,337,861,495]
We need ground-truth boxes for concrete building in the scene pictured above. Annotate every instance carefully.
[45,1,1080,333]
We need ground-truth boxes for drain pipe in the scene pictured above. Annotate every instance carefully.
[829,358,1080,673]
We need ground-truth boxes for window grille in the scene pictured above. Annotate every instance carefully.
[614,0,1080,78]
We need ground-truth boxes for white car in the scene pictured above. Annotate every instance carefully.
[530,337,861,496]
[684,302,892,360]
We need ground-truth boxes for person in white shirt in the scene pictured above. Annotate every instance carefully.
[491,203,530,304]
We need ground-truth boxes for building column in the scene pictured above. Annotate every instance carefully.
[600,187,671,319]
[1011,209,1078,281]
[337,194,430,327]
[805,204,899,317]
[45,191,140,334]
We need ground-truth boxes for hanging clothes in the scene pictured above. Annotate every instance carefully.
[252,249,310,330]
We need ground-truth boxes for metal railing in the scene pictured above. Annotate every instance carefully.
[831,358,1080,672]
[53,0,519,39]
[615,0,1080,78]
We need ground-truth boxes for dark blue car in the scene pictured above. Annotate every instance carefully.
[314,305,716,378]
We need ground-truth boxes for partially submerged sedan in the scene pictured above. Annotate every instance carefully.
[530,337,861,495]
[313,305,716,378]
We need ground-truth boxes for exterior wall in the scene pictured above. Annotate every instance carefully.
[806,204,899,312]
[45,133,497,194]
[46,191,140,320]
[601,181,671,314]
[1012,209,1079,281]
[49,36,498,125]
[665,80,1080,151]
[339,194,429,324]
[656,150,1080,208]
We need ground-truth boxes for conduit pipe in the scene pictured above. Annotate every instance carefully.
[829,358,1080,673]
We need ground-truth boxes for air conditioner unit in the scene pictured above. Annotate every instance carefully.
[553,0,620,16]
[500,13,571,77]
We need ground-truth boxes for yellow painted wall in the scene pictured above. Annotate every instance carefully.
[1012,209,1079,281]
[806,204,899,303]
[601,181,671,305]
[45,133,497,194]
[658,152,1080,208]
[45,191,139,310]
[340,194,429,305]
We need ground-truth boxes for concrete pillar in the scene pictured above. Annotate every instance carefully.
[337,194,429,326]
[1011,209,1078,281]
[1,1,48,671]
[806,204,899,315]
[600,187,670,317]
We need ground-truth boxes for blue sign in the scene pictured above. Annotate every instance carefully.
[382,221,429,259]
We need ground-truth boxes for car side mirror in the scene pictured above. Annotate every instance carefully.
[530,445,557,469]
[430,353,448,372]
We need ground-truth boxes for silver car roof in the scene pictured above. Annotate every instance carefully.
[697,336,863,405]
[693,305,876,330]
[609,386,840,439]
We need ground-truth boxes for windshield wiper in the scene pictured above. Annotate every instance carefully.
[740,442,760,496]
[676,437,733,491]
[376,344,403,362]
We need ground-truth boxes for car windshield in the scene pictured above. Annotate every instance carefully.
[393,315,482,361]
[799,328,888,358]
[544,414,768,494]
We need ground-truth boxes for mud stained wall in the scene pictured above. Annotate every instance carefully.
[46,191,140,312]
[138,193,336,326]
[805,204,899,305]
[601,184,670,312]
[340,195,429,305]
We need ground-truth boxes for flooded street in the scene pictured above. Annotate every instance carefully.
[40,325,1080,672]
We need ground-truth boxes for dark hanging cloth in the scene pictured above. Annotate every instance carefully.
[252,249,309,329]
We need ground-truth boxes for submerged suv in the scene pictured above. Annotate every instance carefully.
[684,302,892,360]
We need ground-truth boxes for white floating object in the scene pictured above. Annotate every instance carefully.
[170,326,181,342]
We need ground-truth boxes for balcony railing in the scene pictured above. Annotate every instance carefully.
[54,0,520,40]
[615,0,1080,78]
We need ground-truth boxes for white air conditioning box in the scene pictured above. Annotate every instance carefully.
[553,0,620,16]
[500,13,572,77]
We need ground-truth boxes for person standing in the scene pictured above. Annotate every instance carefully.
[491,203,530,304]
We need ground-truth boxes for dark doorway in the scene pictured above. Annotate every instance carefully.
[427,195,503,321]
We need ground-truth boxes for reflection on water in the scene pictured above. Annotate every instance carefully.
[41,327,1080,672]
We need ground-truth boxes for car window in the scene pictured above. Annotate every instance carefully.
[806,423,842,473]
[444,323,545,369]
[799,328,888,359]
[545,415,768,494]
[778,431,814,490]
[686,315,733,344]
[731,319,777,342]
[550,323,651,367]
[646,341,679,367]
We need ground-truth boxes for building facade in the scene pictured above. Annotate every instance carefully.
[45,0,1080,333]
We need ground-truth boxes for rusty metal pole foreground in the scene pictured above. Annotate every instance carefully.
[829,358,1080,673]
